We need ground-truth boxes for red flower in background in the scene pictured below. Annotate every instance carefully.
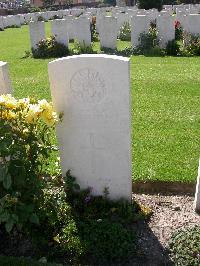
[175,20,181,29]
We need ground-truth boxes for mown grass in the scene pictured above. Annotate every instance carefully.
[0,23,199,183]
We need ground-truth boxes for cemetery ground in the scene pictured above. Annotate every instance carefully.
[0,23,200,184]
[0,24,200,265]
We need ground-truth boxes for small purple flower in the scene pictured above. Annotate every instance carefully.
[84,196,91,204]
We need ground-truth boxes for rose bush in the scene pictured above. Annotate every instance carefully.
[0,94,59,232]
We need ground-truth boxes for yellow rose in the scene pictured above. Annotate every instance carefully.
[0,110,16,120]
[17,98,30,108]
[38,99,50,110]
[25,104,41,124]
[5,99,17,109]
[41,110,58,127]
[7,111,17,120]
[0,95,6,106]
[1,110,7,119]
[3,95,17,110]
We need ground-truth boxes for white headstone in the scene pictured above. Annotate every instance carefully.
[62,9,71,17]
[3,16,14,28]
[24,13,32,24]
[65,15,75,40]
[70,8,83,17]
[29,21,45,50]
[116,0,126,7]
[99,16,118,49]
[48,54,132,201]
[51,19,69,47]
[187,14,200,35]
[147,9,159,23]
[19,14,25,25]
[157,15,175,48]
[0,16,4,30]
[40,12,49,21]
[131,15,150,48]
[194,160,200,213]
[74,17,91,46]
[13,15,21,27]
[96,9,106,33]
[0,61,12,95]
[30,13,37,22]
[136,9,147,15]
[115,12,129,33]
[57,10,64,18]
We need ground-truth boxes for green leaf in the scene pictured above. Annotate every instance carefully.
[3,173,12,189]
[29,213,39,225]
[0,212,10,222]
[11,214,18,222]
[5,219,14,233]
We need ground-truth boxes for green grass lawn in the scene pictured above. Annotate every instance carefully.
[0,23,199,183]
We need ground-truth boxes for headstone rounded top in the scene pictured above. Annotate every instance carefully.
[49,54,130,66]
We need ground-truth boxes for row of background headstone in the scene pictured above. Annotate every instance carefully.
[29,12,200,51]
[1,3,200,30]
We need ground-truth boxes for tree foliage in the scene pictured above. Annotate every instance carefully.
[138,0,163,11]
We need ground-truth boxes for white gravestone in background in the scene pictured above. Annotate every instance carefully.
[187,14,200,35]
[194,160,200,213]
[48,54,132,201]
[51,19,69,47]
[0,61,12,95]
[13,15,21,27]
[29,21,45,49]
[19,14,25,25]
[99,16,118,49]
[131,15,150,48]
[157,15,175,48]
[0,16,4,30]
[74,17,91,46]
[65,15,75,40]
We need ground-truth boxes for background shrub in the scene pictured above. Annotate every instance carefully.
[184,35,200,56]
[91,17,99,42]
[175,20,183,41]
[32,36,69,58]
[72,40,95,55]
[166,40,180,56]
[119,22,131,41]
[137,27,160,55]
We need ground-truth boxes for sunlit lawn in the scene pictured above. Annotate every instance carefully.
[0,23,199,183]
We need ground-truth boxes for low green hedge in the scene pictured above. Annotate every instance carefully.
[169,226,200,266]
